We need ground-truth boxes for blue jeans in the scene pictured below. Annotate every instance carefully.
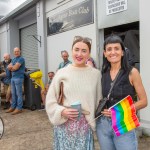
[96,116,138,150]
[11,78,24,110]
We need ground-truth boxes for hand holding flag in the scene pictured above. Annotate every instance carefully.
[109,95,140,136]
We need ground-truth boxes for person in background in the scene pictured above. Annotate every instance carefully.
[47,71,55,85]
[46,36,102,149]
[41,71,55,106]
[86,56,96,68]
[96,34,147,150]
[58,50,72,69]
[0,53,12,109]
[6,47,25,115]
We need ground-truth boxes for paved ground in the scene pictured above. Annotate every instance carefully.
[0,105,150,150]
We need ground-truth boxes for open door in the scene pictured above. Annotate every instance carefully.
[104,22,139,70]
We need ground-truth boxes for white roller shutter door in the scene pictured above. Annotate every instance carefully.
[20,23,39,69]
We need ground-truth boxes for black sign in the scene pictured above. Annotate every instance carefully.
[47,0,94,36]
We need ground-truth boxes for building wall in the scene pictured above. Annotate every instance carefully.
[18,12,36,29]
[0,23,8,59]
[0,3,47,83]
[8,20,20,57]
[0,7,37,60]
[139,0,150,134]
[36,1,47,84]
[45,0,98,72]
[97,0,139,29]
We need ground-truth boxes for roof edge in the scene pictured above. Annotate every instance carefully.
[0,0,40,25]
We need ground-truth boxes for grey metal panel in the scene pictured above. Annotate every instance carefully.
[0,0,40,25]
[20,23,38,69]
[97,0,139,29]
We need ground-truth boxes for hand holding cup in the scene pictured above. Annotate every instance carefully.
[71,101,81,120]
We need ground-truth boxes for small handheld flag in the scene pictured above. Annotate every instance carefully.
[110,95,140,136]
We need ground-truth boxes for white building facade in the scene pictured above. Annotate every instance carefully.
[0,0,150,135]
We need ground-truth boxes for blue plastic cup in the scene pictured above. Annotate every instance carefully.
[71,101,81,119]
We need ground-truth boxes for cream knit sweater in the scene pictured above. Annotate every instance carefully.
[46,64,102,131]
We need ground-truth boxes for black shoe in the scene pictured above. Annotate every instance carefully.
[3,101,10,110]
[41,105,45,109]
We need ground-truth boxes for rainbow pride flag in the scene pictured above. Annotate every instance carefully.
[110,95,140,136]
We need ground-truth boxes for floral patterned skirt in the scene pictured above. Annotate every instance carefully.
[53,115,94,150]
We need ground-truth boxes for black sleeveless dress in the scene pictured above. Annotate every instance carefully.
[102,68,136,108]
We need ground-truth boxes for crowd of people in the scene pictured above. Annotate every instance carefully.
[0,43,96,111]
[0,34,148,149]
[45,35,147,150]
[0,47,25,115]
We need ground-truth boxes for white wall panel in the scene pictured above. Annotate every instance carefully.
[47,24,97,72]
[45,0,98,72]
[97,0,139,29]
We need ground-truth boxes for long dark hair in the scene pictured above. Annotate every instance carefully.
[102,34,130,73]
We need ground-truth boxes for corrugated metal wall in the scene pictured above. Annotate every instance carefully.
[20,23,38,69]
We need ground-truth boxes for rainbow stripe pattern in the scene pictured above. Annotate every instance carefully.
[110,95,140,136]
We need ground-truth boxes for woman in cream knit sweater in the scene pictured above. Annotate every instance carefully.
[46,36,102,150]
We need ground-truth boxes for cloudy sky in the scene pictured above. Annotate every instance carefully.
[0,0,27,17]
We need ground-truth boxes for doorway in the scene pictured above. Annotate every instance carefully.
[104,21,139,70]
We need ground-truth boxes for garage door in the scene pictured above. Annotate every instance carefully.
[20,23,38,70]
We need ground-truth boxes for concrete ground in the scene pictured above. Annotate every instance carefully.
[0,105,150,150]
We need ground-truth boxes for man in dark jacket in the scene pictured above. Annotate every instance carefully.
[0,53,12,109]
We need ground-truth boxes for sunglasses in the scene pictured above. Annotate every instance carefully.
[73,36,92,44]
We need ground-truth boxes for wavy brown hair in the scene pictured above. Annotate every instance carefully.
[72,36,92,53]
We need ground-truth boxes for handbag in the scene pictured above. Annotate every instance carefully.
[95,70,121,118]
[57,82,64,105]
[57,82,90,115]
